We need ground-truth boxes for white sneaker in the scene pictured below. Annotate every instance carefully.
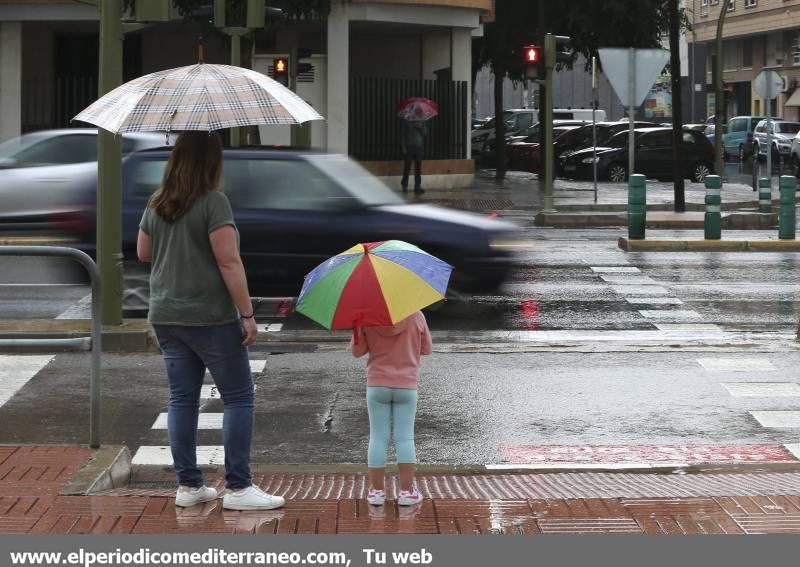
[367,488,386,506]
[175,485,218,507]
[223,485,285,511]
[397,488,423,506]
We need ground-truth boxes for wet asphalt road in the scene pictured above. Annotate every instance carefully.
[2,222,800,464]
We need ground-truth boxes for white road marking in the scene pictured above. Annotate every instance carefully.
[654,324,721,331]
[639,310,702,320]
[698,358,777,372]
[257,324,283,333]
[56,294,92,319]
[600,275,657,285]
[611,286,670,296]
[591,267,641,273]
[722,383,800,397]
[203,359,267,380]
[785,445,800,460]
[200,383,258,400]
[486,463,683,471]
[0,355,54,408]
[152,413,223,430]
[132,445,225,466]
[750,411,800,428]
[626,297,683,305]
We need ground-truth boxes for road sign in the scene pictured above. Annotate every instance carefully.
[754,69,785,99]
[598,48,671,108]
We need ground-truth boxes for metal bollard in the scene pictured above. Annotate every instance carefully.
[628,174,646,240]
[704,175,722,240]
[779,175,797,240]
[759,178,772,213]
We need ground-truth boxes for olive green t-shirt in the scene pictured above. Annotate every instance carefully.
[139,191,239,326]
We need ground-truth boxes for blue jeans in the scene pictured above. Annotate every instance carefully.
[153,321,254,490]
[366,387,418,468]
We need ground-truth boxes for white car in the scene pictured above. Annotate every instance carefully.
[0,129,164,230]
[753,119,800,161]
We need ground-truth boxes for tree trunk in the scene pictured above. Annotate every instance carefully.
[669,0,685,212]
[494,65,506,181]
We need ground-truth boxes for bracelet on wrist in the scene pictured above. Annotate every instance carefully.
[240,312,255,319]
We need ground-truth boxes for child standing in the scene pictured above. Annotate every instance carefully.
[351,310,432,506]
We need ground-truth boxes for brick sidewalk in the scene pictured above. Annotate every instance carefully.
[4,446,800,534]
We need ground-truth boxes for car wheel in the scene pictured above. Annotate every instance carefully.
[690,162,712,183]
[607,163,627,183]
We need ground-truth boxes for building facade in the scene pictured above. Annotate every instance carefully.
[690,0,800,120]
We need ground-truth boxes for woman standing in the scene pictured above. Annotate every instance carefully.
[137,131,284,511]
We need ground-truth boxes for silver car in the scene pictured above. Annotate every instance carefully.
[753,119,800,161]
[0,129,165,230]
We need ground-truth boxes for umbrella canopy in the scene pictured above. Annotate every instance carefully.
[397,97,439,122]
[73,63,323,134]
[295,240,452,331]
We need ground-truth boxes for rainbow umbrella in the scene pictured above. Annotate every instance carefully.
[295,240,452,330]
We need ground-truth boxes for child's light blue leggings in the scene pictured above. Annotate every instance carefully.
[366,386,418,468]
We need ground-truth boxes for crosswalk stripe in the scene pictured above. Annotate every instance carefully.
[0,355,54,408]
[722,383,800,397]
[152,413,223,430]
[257,324,283,333]
[591,267,640,273]
[600,275,657,285]
[200,383,258,400]
[625,297,683,305]
[750,411,800,428]
[698,358,777,372]
[639,310,702,320]
[132,445,225,466]
[611,286,670,296]
[203,359,267,380]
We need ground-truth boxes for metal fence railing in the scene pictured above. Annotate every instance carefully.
[0,246,102,448]
[349,78,468,161]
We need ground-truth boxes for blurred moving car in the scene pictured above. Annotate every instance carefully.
[723,115,767,161]
[0,129,164,231]
[559,127,715,183]
[752,119,800,161]
[63,149,522,295]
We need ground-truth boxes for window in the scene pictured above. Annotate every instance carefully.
[793,33,800,65]
[516,113,534,130]
[729,118,746,133]
[12,134,97,167]
[744,0,756,6]
[742,38,754,68]
[728,0,735,11]
[723,39,738,70]
[641,131,672,148]
[128,159,167,200]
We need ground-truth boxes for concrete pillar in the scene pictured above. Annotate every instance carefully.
[422,31,450,80]
[451,28,472,159]
[0,22,22,142]
[326,0,349,154]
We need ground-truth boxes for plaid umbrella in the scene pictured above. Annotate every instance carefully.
[73,63,323,133]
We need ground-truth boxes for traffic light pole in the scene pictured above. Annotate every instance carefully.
[290,47,312,149]
[542,33,555,213]
[224,28,250,148]
[97,0,124,325]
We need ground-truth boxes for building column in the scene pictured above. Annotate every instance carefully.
[326,0,349,154]
[0,22,22,142]
[451,27,472,159]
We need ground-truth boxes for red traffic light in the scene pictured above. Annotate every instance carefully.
[524,46,540,65]
[274,58,288,75]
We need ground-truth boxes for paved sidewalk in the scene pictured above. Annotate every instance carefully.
[5,446,800,535]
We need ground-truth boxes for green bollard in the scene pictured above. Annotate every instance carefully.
[628,174,646,240]
[779,175,796,240]
[704,175,721,240]
[758,178,772,213]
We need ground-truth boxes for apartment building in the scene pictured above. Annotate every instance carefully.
[690,0,800,120]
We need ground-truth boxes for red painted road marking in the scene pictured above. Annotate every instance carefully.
[501,445,797,465]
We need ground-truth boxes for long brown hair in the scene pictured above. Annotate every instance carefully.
[151,131,223,223]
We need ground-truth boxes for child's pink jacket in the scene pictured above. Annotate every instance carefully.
[350,311,432,389]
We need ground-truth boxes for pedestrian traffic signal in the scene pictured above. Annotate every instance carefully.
[554,35,573,65]
[273,58,289,86]
[523,45,541,79]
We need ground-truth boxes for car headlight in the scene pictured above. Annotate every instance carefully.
[581,157,599,164]
[489,233,533,251]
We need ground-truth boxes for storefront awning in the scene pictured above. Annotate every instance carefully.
[784,89,800,107]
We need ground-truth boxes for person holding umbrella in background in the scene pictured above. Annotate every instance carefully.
[397,98,438,196]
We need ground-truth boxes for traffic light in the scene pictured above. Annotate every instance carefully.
[135,0,170,22]
[246,0,265,28]
[523,45,541,79]
[295,48,313,77]
[547,35,573,67]
[273,57,289,86]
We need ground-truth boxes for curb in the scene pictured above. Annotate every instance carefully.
[536,211,777,229]
[61,446,132,495]
[0,320,157,353]
[618,237,800,252]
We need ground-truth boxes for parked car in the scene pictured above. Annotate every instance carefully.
[61,149,522,295]
[471,109,537,158]
[723,115,767,161]
[481,120,585,168]
[506,126,580,173]
[553,121,661,174]
[559,127,715,183]
[0,129,165,231]
[472,116,491,130]
[552,108,606,122]
[752,119,800,161]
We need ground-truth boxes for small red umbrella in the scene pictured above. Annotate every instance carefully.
[397,97,439,122]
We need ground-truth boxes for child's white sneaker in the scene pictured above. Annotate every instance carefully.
[367,488,386,506]
[175,485,218,507]
[397,488,423,506]
[223,486,285,510]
